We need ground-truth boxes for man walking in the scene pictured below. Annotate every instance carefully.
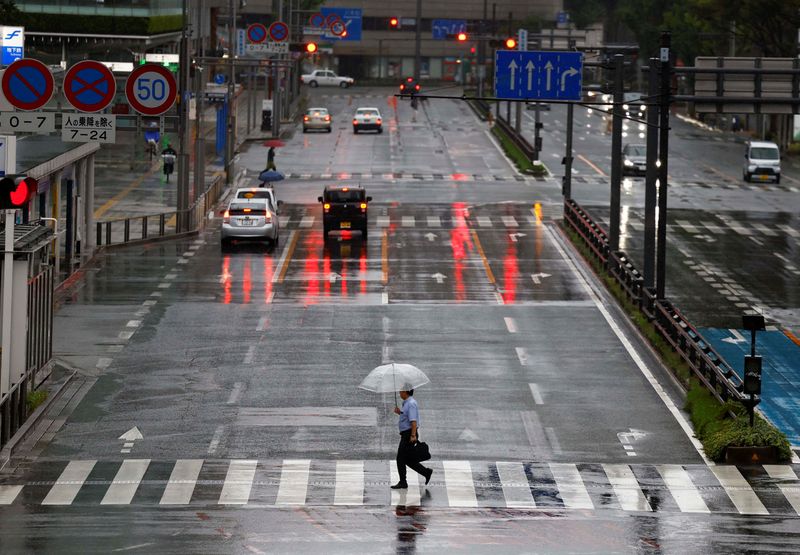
[391,388,433,489]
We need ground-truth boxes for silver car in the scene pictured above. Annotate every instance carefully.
[622,144,647,176]
[303,107,332,133]
[221,194,280,249]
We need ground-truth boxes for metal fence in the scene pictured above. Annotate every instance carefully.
[563,198,746,406]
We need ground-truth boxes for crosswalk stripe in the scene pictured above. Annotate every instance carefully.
[0,485,22,505]
[496,461,536,508]
[763,465,800,514]
[711,466,768,514]
[219,460,258,505]
[160,459,203,505]
[549,463,593,509]
[657,465,709,513]
[501,216,519,227]
[377,216,390,228]
[701,222,725,234]
[751,223,778,236]
[334,461,364,506]
[390,461,420,506]
[443,460,478,507]
[603,464,651,512]
[42,460,97,505]
[676,220,700,234]
[275,459,310,505]
[279,216,290,227]
[477,216,492,227]
[427,216,441,227]
[777,224,800,238]
[402,216,415,227]
[727,224,753,236]
[299,216,314,228]
[100,459,150,505]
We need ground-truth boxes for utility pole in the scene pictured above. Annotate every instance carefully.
[477,0,487,97]
[656,32,672,299]
[643,58,659,290]
[608,54,624,251]
[413,0,422,81]
[226,0,237,185]
[194,0,206,204]
[178,0,191,231]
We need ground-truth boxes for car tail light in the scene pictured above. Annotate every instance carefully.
[323,202,331,211]
[353,118,358,125]
[223,209,230,223]
[360,202,367,211]
[303,115,309,121]
[243,208,251,213]
[414,84,420,91]
[264,212,272,220]
[376,118,382,124]
[324,115,330,121]
[400,84,405,91]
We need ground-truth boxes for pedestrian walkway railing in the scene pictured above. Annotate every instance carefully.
[563,198,746,407]
[95,174,226,248]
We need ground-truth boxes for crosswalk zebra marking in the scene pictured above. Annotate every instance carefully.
[549,463,593,510]
[711,466,768,515]
[219,460,258,505]
[501,216,519,227]
[477,216,492,227]
[279,216,290,227]
[676,220,700,234]
[777,224,800,238]
[603,464,651,512]
[496,462,536,508]
[657,465,709,513]
[402,216,415,227]
[42,460,97,506]
[0,485,22,505]
[160,459,203,505]
[334,461,364,506]
[427,216,441,227]
[390,461,421,506]
[701,223,725,234]
[751,223,778,237]
[100,459,150,505]
[299,216,314,228]
[275,459,310,505]
[763,465,800,515]
[443,460,478,507]
[377,216,390,228]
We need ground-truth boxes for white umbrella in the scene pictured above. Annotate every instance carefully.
[359,363,430,405]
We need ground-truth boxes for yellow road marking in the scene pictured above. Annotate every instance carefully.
[577,154,607,177]
[94,164,157,220]
[470,229,495,285]
[785,329,800,347]
[381,229,389,284]
[277,231,299,283]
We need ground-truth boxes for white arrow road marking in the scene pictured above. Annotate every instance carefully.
[431,272,446,284]
[560,67,579,91]
[528,383,544,405]
[526,60,535,90]
[328,272,340,283]
[530,272,551,285]
[459,428,480,441]
[544,61,553,90]
[425,232,437,242]
[119,427,143,441]
[722,329,747,344]
[504,317,517,333]
[509,232,526,242]
[508,60,518,89]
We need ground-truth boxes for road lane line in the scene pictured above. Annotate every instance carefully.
[544,226,711,465]
[0,485,22,504]
[279,216,290,227]
[763,465,800,514]
[381,230,389,285]
[528,383,544,405]
[549,463,593,509]
[334,461,364,505]
[603,464,651,512]
[160,459,203,505]
[274,230,298,284]
[504,317,517,333]
[227,382,244,405]
[100,459,150,505]
[257,315,269,331]
[470,229,496,285]
[219,460,258,505]
[243,345,256,364]
[577,154,607,177]
[496,462,536,508]
[515,347,528,366]
[275,459,311,505]
[711,466,769,515]
[42,460,96,505]
[443,461,478,507]
[656,465,709,513]
[207,425,224,455]
[390,461,420,506]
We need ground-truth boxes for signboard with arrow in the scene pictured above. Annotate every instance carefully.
[495,50,582,100]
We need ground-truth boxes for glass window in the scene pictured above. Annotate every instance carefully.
[751,147,779,160]
[325,189,364,202]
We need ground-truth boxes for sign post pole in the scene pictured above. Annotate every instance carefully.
[0,146,15,397]
[178,0,191,232]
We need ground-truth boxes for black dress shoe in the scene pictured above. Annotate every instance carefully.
[390,482,408,489]
[424,469,433,485]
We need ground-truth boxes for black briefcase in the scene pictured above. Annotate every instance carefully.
[414,441,431,462]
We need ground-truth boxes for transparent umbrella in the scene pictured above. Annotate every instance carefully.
[358,363,430,405]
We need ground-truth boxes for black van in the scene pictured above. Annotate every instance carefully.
[318,185,372,239]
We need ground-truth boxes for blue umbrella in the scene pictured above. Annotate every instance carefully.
[259,169,285,183]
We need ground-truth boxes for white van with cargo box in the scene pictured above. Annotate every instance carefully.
[743,140,781,184]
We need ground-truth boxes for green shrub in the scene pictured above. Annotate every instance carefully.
[787,142,800,156]
[26,389,48,413]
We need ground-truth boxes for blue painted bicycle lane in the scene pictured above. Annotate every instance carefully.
[701,328,800,446]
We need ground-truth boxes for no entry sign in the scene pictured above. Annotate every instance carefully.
[64,61,116,113]
[125,64,177,116]
[1,58,54,111]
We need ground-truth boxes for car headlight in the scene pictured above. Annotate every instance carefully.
[624,160,634,166]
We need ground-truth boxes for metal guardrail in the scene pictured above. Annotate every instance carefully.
[563,198,747,406]
[96,174,226,248]
[470,97,537,162]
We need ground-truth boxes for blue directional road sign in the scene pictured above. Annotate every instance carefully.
[432,19,466,40]
[320,7,362,41]
[495,50,583,101]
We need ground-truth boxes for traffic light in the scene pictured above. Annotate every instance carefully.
[0,175,37,210]
[289,42,317,54]
[456,32,468,42]
[306,42,317,53]
[489,37,518,49]
[504,37,517,49]
[389,17,399,29]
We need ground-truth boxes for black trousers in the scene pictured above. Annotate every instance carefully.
[396,430,428,482]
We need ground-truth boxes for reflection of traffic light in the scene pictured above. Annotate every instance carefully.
[389,17,399,28]
[0,175,37,210]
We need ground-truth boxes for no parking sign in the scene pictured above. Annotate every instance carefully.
[1,58,54,111]
[63,61,116,113]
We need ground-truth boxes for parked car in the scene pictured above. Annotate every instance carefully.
[318,185,371,239]
[303,107,332,133]
[743,140,781,183]
[352,107,382,134]
[622,144,647,176]
[221,190,281,249]
[301,69,354,88]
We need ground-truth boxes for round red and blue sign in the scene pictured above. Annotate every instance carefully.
[125,64,177,116]
[1,58,54,111]
[247,23,268,44]
[64,60,116,113]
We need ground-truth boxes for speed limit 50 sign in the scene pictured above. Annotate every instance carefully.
[125,64,177,116]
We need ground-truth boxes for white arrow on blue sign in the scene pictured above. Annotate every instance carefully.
[495,50,583,101]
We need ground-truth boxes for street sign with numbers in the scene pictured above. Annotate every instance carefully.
[495,50,583,100]
[61,113,116,143]
[0,112,55,134]
[245,42,288,55]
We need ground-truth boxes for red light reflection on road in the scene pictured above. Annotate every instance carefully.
[323,247,332,297]
[242,257,252,304]
[360,245,367,295]
[303,232,321,304]
[451,173,469,181]
[221,256,232,304]
[263,257,273,303]
[502,241,519,304]
[450,202,473,302]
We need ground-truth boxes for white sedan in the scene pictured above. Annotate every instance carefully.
[352,107,382,134]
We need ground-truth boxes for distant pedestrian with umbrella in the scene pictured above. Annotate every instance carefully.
[358,363,433,490]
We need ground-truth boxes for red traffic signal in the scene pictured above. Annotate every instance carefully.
[306,42,317,53]
[505,38,517,49]
[0,175,37,209]
[289,42,318,54]
[389,17,399,28]
[456,32,468,42]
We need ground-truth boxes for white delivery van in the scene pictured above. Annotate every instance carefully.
[743,141,781,183]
